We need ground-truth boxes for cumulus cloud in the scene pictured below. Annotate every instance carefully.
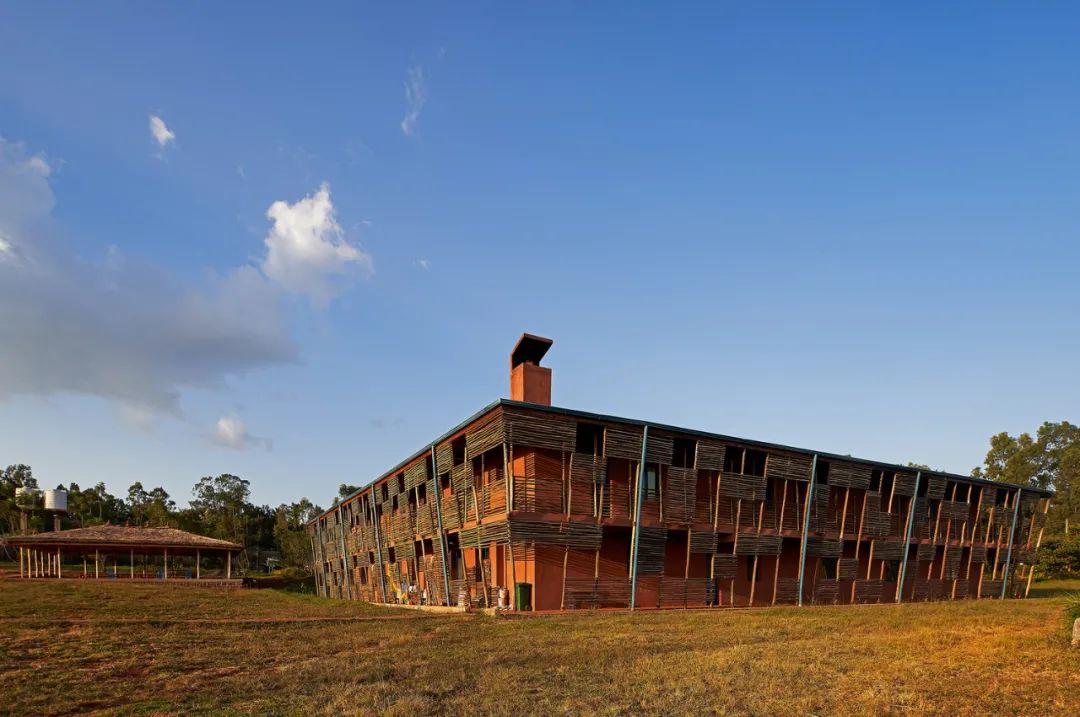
[400,65,427,136]
[211,414,270,451]
[417,258,430,270]
[262,182,371,302]
[149,115,175,147]
[0,137,375,423]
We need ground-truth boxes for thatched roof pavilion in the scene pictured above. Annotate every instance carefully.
[3,525,242,581]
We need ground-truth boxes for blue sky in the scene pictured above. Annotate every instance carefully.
[1,3,1078,508]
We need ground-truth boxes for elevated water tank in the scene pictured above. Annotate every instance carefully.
[43,489,67,512]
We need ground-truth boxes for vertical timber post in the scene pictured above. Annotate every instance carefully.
[629,425,649,610]
[336,503,351,599]
[369,493,388,603]
[431,445,452,607]
[896,471,922,604]
[796,454,818,607]
[1000,489,1022,600]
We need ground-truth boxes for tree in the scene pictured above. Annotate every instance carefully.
[273,498,323,570]
[191,474,251,544]
[339,483,361,499]
[971,421,1079,535]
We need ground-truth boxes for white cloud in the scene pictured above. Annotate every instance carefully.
[400,65,427,137]
[0,137,296,416]
[149,115,175,148]
[0,138,373,423]
[211,414,269,451]
[261,182,371,302]
[417,258,430,270]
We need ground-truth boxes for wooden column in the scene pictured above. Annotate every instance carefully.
[19,547,24,579]
[94,549,99,579]
[1023,498,1051,598]
[164,548,169,579]
[131,549,134,579]
[56,548,61,579]
[796,455,818,607]
[226,551,232,579]
[196,549,201,580]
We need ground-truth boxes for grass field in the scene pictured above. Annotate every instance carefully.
[1,579,1078,716]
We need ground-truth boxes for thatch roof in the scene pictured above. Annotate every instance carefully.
[2,525,242,551]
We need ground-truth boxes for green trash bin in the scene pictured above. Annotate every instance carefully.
[514,582,532,611]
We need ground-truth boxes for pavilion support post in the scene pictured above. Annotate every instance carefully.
[130,549,134,579]
[57,548,61,579]
[19,547,24,579]
[196,549,201,580]
[164,548,168,580]
[227,551,232,579]
[95,549,99,579]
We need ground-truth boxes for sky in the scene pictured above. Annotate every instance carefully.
[1,3,1078,509]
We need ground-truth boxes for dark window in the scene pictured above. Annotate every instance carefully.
[417,484,427,505]
[381,483,389,502]
[575,423,604,454]
[452,437,466,466]
[745,558,761,582]
[387,547,396,564]
[672,438,697,468]
[441,473,452,494]
[391,496,398,514]
[744,449,767,477]
[821,559,837,580]
[396,474,405,494]
[480,546,490,561]
[359,567,368,585]
[815,461,831,485]
[723,447,743,473]
[643,464,660,499]
[368,551,375,564]
[884,560,900,582]
[765,479,777,510]
[870,470,883,493]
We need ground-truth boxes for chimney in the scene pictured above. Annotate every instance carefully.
[510,333,553,405]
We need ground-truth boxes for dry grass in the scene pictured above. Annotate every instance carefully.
[1,579,1077,716]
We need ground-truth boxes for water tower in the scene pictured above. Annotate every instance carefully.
[43,488,67,532]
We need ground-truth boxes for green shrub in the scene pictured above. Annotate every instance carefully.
[1037,534,1080,579]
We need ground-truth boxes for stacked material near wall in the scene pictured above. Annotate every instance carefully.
[308,400,1052,612]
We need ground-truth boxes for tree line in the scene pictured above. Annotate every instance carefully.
[0,467,323,573]
[2,420,1077,577]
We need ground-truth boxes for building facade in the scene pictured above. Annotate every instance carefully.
[308,335,1052,611]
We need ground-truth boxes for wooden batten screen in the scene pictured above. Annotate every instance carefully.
[861,491,889,537]
[504,411,576,452]
[837,558,860,580]
[635,527,668,575]
[829,463,872,490]
[663,466,697,524]
[435,444,454,474]
[766,452,813,482]
[519,450,566,513]
[870,540,905,561]
[689,530,718,554]
[718,473,766,501]
[968,545,987,563]
[404,460,430,491]
[814,581,840,604]
[734,534,782,556]
[853,579,884,603]
[645,434,674,465]
[892,472,918,497]
[713,553,738,581]
[605,425,643,461]
[925,476,947,500]
[806,537,843,558]
[940,500,969,523]
[466,414,505,456]
[916,543,937,562]
[569,453,606,516]
[508,520,603,550]
[458,521,510,548]
[696,440,726,471]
